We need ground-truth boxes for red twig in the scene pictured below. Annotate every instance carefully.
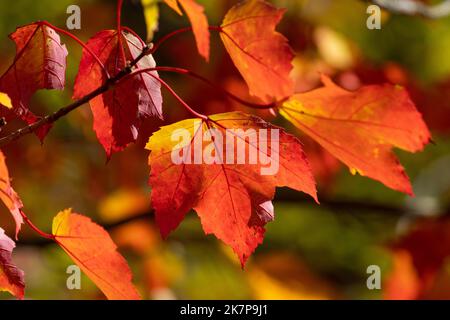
[159,67,275,110]
[122,68,207,120]
[124,66,275,110]
[152,74,208,120]
[19,210,54,240]
[0,45,151,148]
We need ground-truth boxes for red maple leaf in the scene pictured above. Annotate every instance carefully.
[146,112,317,266]
[73,30,163,157]
[0,22,68,141]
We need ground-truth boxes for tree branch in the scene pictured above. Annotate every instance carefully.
[0,45,152,148]
[369,0,450,19]
[0,24,225,147]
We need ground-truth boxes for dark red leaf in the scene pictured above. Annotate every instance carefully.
[73,30,163,157]
[0,22,68,141]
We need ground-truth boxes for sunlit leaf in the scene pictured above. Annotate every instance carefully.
[280,75,431,194]
[52,209,141,300]
[220,0,294,103]
[146,112,317,266]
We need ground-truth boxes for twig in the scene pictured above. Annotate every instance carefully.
[0,23,228,147]
[153,67,276,110]
[122,67,209,120]
[0,45,151,148]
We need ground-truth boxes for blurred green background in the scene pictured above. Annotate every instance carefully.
[1,0,450,300]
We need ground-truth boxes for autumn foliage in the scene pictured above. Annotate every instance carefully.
[0,0,433,300]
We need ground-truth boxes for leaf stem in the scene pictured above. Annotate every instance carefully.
[0,45,151,148]
[159,67,275,109]
[151,74,209,120]
[120,67,207,119]
[126,66,275,110]
[19,210,54,240]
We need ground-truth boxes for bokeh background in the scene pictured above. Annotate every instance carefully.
[1,0,450,299]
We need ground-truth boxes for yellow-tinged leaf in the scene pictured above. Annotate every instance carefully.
[0,92,12,109]
[146,112,317,266]
[279,75,431,195]
[52,209,141,300]
[141,0,159,41]
[163,0,210,60]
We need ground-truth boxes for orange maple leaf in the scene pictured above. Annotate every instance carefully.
[146,112,317,266]
[163,0,210,61]
[220,0,295,103]
[52,209,141,300]
[279,75,431,195]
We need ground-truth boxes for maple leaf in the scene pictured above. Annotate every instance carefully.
[0,92,12,109]
[141,0,160,41]
[52,209,141,300]
[0,228,25,300]
[0,151,24,238]
[220,0,295,103]
[146,112,317,266]
[0,22,68,141]
[73,30,162,158]
[279,76,431,195]
[163,0,210,61]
